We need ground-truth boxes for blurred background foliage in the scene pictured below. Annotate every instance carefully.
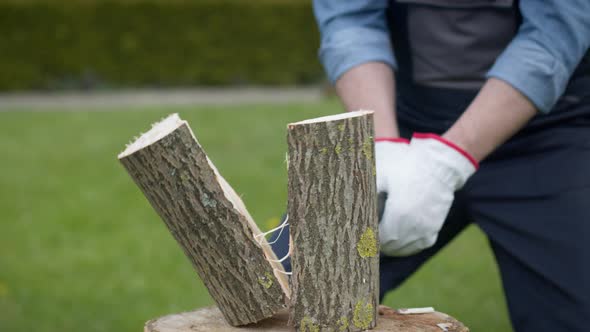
[0,0,322,91]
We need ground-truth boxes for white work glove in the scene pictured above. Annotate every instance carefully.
[376,134,478,257]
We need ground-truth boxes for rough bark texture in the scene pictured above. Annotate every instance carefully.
[118,115,288,326]
[144,306,470,332]
[287,111,379,331]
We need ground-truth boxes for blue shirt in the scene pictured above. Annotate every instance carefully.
[313,1,590,113]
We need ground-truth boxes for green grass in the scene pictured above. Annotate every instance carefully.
[0,102,511,331]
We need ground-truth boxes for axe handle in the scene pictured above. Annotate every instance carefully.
[377,192,387,221]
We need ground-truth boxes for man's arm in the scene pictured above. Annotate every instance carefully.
[443,78,536,162]
[313,1,398,138]
[335,62,399,138]
[444,0,590,162]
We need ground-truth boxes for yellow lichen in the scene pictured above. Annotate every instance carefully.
[180,172,189,182]
[338,316,349,331]
[338,123,346,132]
[300,316,320,332]
[348,139,355,153]
[257,272,274,289]
[320,147,328,154]
[335,144,342,155]
[357,228,378,258]
[362,136,374,161]
[353,300,374,330]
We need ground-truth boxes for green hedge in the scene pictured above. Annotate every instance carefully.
[0,0,323,91]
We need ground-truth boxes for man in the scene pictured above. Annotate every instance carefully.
[272,1,590,331]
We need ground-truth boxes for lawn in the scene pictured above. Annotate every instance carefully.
[0,101,512,332]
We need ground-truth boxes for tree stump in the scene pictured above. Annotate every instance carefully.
[144,306,469,332]
[118,114,288,326]
[287,111,379,331]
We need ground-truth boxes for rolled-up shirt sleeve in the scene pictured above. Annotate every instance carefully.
[313,1,396,84]
[487,1,590,113]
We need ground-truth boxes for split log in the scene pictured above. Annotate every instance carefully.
[287,111,379,331]
[144,306,470,332]
[118,114,289,326]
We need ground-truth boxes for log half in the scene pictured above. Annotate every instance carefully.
[287,111,380,331]
[118,114,288,326]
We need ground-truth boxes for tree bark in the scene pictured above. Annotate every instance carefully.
[118,114,288,326]
[144,306,470,332]
[287,111,379,331]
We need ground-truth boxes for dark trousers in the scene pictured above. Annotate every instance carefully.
[271,106,590,332]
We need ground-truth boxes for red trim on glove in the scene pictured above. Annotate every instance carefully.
[375,137,410,144]
[412,133,479,169]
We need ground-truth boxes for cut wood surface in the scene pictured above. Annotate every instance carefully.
[144,306,470,332]
[118,114,288,326]
[287,111,380,331]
